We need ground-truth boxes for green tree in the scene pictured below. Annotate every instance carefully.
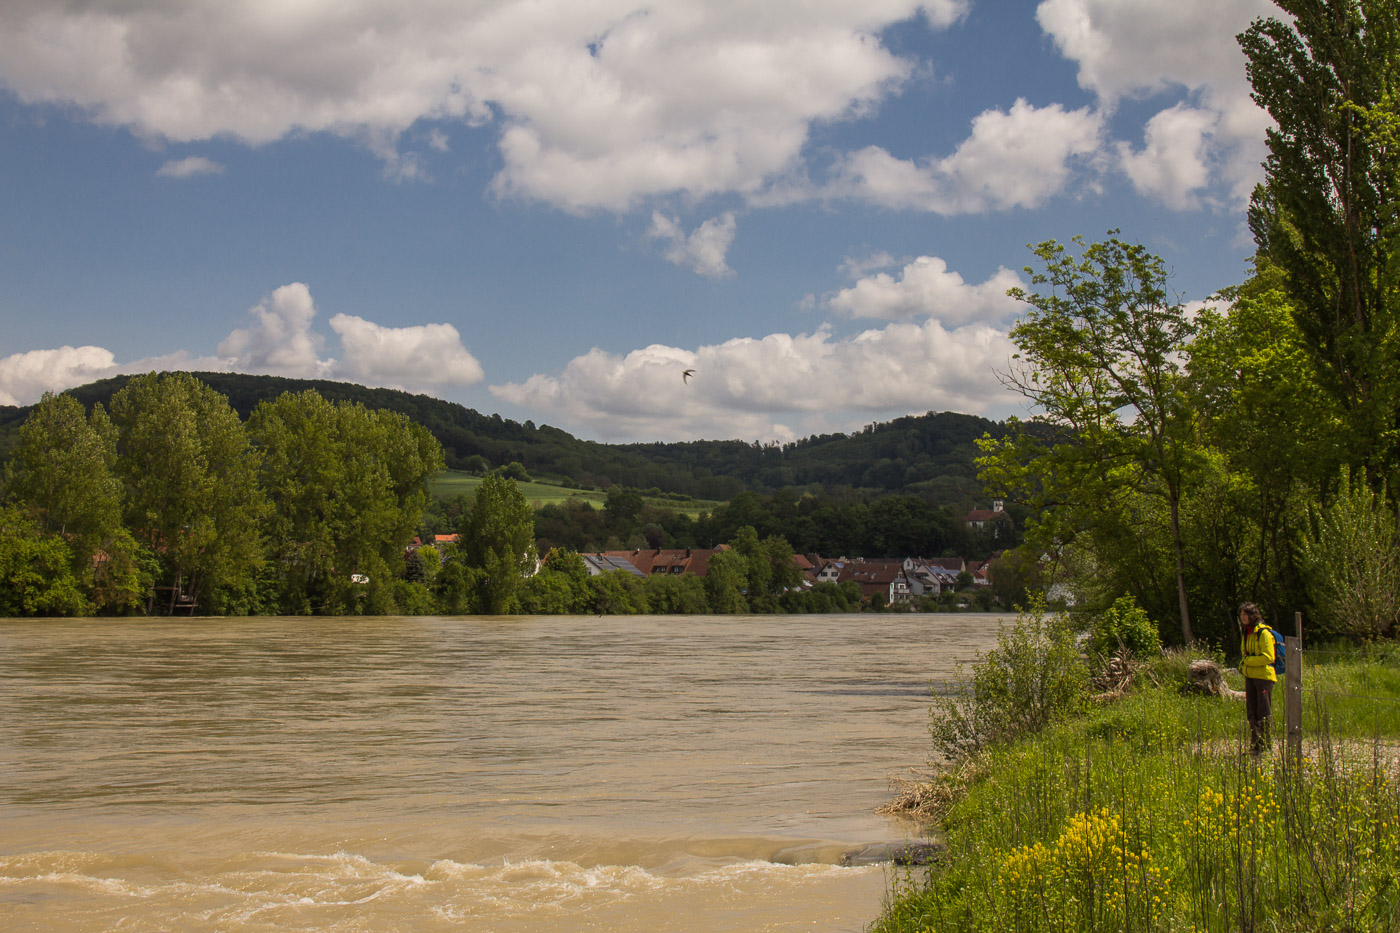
[1186,287,1346,618]
[4,393,150,613]
[460,473,537,614]
[248,390,443,613]
[989,547,1045,609]
[1298,467,1400,639]
[643,571,710,613]
[518,547,590,614]
[0,507,89,616]
[586,569,649,614]
[703,548,748,613]
[980,235,1200,642]
[1240,0,1400,476]
[5,393,124,566]
[109,373,266,612]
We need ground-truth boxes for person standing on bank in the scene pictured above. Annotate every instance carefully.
[1239,602,1277,755]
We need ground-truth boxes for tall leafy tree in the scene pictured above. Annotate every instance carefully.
[979,235,1200,642]
[5,393,124,568]
[0,507,88,616]
[248,390,444,613]
[1240,0,1400,475]
[109,372,266,612]
[1185,286,1347,621]
[460,473,537,614]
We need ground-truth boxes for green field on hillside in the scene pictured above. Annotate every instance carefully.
[430,471,721,517]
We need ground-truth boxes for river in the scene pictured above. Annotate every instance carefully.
[0,613,1001,932]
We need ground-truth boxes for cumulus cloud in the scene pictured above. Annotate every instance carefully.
[490,320,1018,442]
[0,346,119,407]
[0,0,966,211]
[1036,0,1274,206]
[1117,105,1219,210]
[156,155,225,178]
[330,314,485,386]
[218,283,330,379]
[833,99,1104,213]
[648,211,738,278]
[0,283,485,406]
[828,256,1023,324]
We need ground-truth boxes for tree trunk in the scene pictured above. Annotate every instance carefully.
[1169,494,1193,643]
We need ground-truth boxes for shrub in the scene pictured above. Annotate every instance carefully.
[929,597,1088,758]
[1087,593,1162,660]
[1298,467,1400,640]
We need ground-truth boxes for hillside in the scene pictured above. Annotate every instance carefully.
[0,372,1006,504]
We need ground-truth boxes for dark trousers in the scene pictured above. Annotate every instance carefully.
[1246,677,1274,753]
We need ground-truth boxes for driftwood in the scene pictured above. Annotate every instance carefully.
[1181,659,1244,699]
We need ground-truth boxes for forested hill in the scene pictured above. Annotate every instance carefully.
[0,372,1006,502]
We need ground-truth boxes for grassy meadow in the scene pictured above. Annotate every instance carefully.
[875,644,1400,933]
[430,470,722,517]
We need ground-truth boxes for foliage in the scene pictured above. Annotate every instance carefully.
[643,571,711,613]
[1298,467,1400,639]
[248,390,443,614]
[983,234,1200,642]
[1087,593,1162,661]
[109,372,267,612]
[928,598,1089,759]
[1184,289,1343,628]
[2,371,1003,502]
[459,473,537,614]
[0,507,89,616]
[586,569,649,614]
[875,653,1400,933]
[3,392,125,572]
[988,547,1044,610]
[703,548,749,613]
[1240,0,1400,479]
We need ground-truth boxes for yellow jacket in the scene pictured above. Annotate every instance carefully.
[1241,626,1277,682]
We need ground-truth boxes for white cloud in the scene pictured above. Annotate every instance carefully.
[0,0,967,210]
[648,211,737,278]
[218,283,330,379]
[490,319,1018,442]
[1117,105,1218,210]
[828,256,1023,324]
[1036,0,1272,105]
[1036,0,1274,206]
[0,346,119,406]
[833,99,1104,213]
[330,314,485,386]
[839,251,898,278]
[0,284,484,406]
[156,155,225,178]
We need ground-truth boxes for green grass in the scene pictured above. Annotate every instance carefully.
[874,649,1400,933]
[429,471,722,517]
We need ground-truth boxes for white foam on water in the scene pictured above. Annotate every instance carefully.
[0,848,885,932]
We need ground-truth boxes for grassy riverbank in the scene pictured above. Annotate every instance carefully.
[874,642,1400,933]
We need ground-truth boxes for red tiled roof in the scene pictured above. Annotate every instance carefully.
[599,546,729,577]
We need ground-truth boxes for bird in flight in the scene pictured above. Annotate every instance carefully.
[682,369,696,383]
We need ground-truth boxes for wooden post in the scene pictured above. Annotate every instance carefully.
[1285,611,1303,766]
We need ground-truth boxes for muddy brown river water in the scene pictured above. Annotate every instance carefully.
[0,613,1001,932]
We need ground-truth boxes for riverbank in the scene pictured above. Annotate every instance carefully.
[872,643,1400,932]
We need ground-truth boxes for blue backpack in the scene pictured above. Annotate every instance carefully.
[1266,626,1286,676]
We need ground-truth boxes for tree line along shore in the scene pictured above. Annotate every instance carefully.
[0,371,1024,618]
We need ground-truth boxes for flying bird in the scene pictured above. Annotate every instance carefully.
[682,369,696,383]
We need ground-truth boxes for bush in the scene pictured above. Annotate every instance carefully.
[929,597,1088,759]
[1298,467,1400,640]
[1087,593,1162,660]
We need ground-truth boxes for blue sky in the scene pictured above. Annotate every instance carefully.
[0,0,1277,442]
